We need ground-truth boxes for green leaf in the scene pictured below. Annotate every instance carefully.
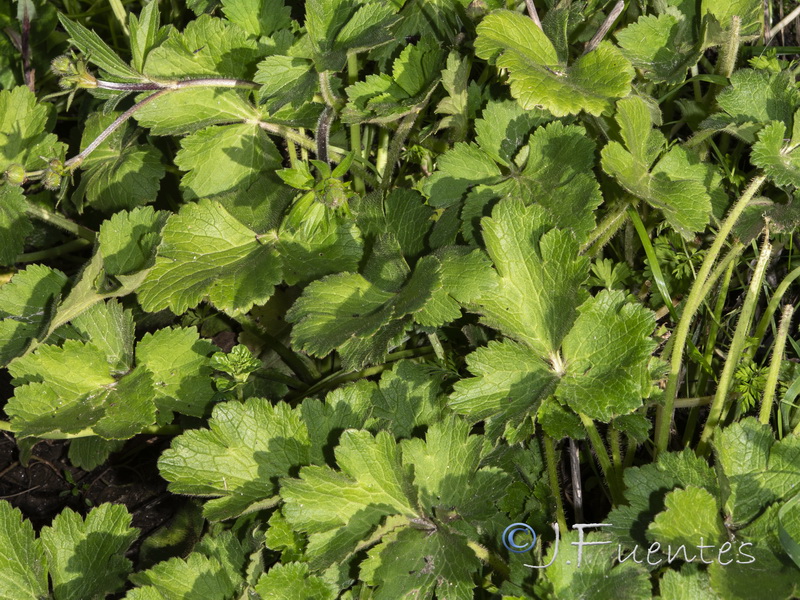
[616,13,703,84]
[67,437,124,471]
[40,249,154,347]
[449,339,558,437]
[557,290,657,421]
[779,493,800,569]
[73,112,165,212]
[701,0,763,38]
[288,255,449,368]
[255,563,336,600]
[138,199,283,315]
[58,14,140,79]
[0,86,65,173]
[361,527,479,599]
[342,39,443,124]
[714,417,800,525]
[41,503,137,600]
[707,541,799,600]
[715,70,798,128]
[474,99,551,168]
[436,51,483,142]
[282,417,507,583]
[752,118,800,188]
[608,449,719,547]
[0,265,67,366]
[648,486,726,548]
[134,88,259,136]
[474,198,589,358]
[602,97,712,239]
[129,0,164,73]
[0,501,48,600]
[143,14,258,79]
[475,10,633,117]
[71,299,135,373]
[0,185,32,265]
[517,121,602,242]
[422,142,502,208]
[158,399,308,520]
[659,564,720,600]
[254,55,317,111]
[541,530,651,600]
[98,206,168,277]
[6,339,156,439]
[281,429,416,568]
[136,327,218,423]
[305,0,398,71]
[369,359,445,438]
[127,552,238,600]
[175,123,282,201]
[221,0,291,37]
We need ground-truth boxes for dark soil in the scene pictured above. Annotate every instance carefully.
[0,431,185,565]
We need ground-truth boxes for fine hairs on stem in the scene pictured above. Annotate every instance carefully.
[654,175,767,455]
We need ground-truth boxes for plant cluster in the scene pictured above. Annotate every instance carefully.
[1,0,800,598]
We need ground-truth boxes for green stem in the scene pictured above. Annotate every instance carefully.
[580,201,629,255]
[317,70,340,108]
[608,426,624,496]
[64,89,169,169]
[628,208,676,317]
[674,395,714,408]
[655,174,766,456]
[259,122,378,188]
[759,304,795,425]
[749,264,800,360]
[286,137,300,169]
[698,232,773,454]
[715,16,741,78]
[579,413,623,505]
[95,76,259,92]
[380,111,418,192]
[15,238,91,262]
[543,435,568,534]
[467,541,510,580]
[25,203,96,242]
[684,258,737,446]
[292,346,437,401]
[347,54,365,195]
[375,128,390,178]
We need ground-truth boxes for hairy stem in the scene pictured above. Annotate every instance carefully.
[759,304,795,424]
[65,89,169,168]
[543,435,568,534]
[380,111,419,192]
[749,264,800,360]
[698,232,773,454]
[524,0,543,29]
[684,256,737,446]
[655,175,766,455]
[292,346,437,401]
[580,201,629,255]
[95,77,259,91]
[348,54,365,194]
[16,238,91,262]
[579,413,623,505]
[25,203,96,242]
[315,104,334,164]
[584,0,625,54]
